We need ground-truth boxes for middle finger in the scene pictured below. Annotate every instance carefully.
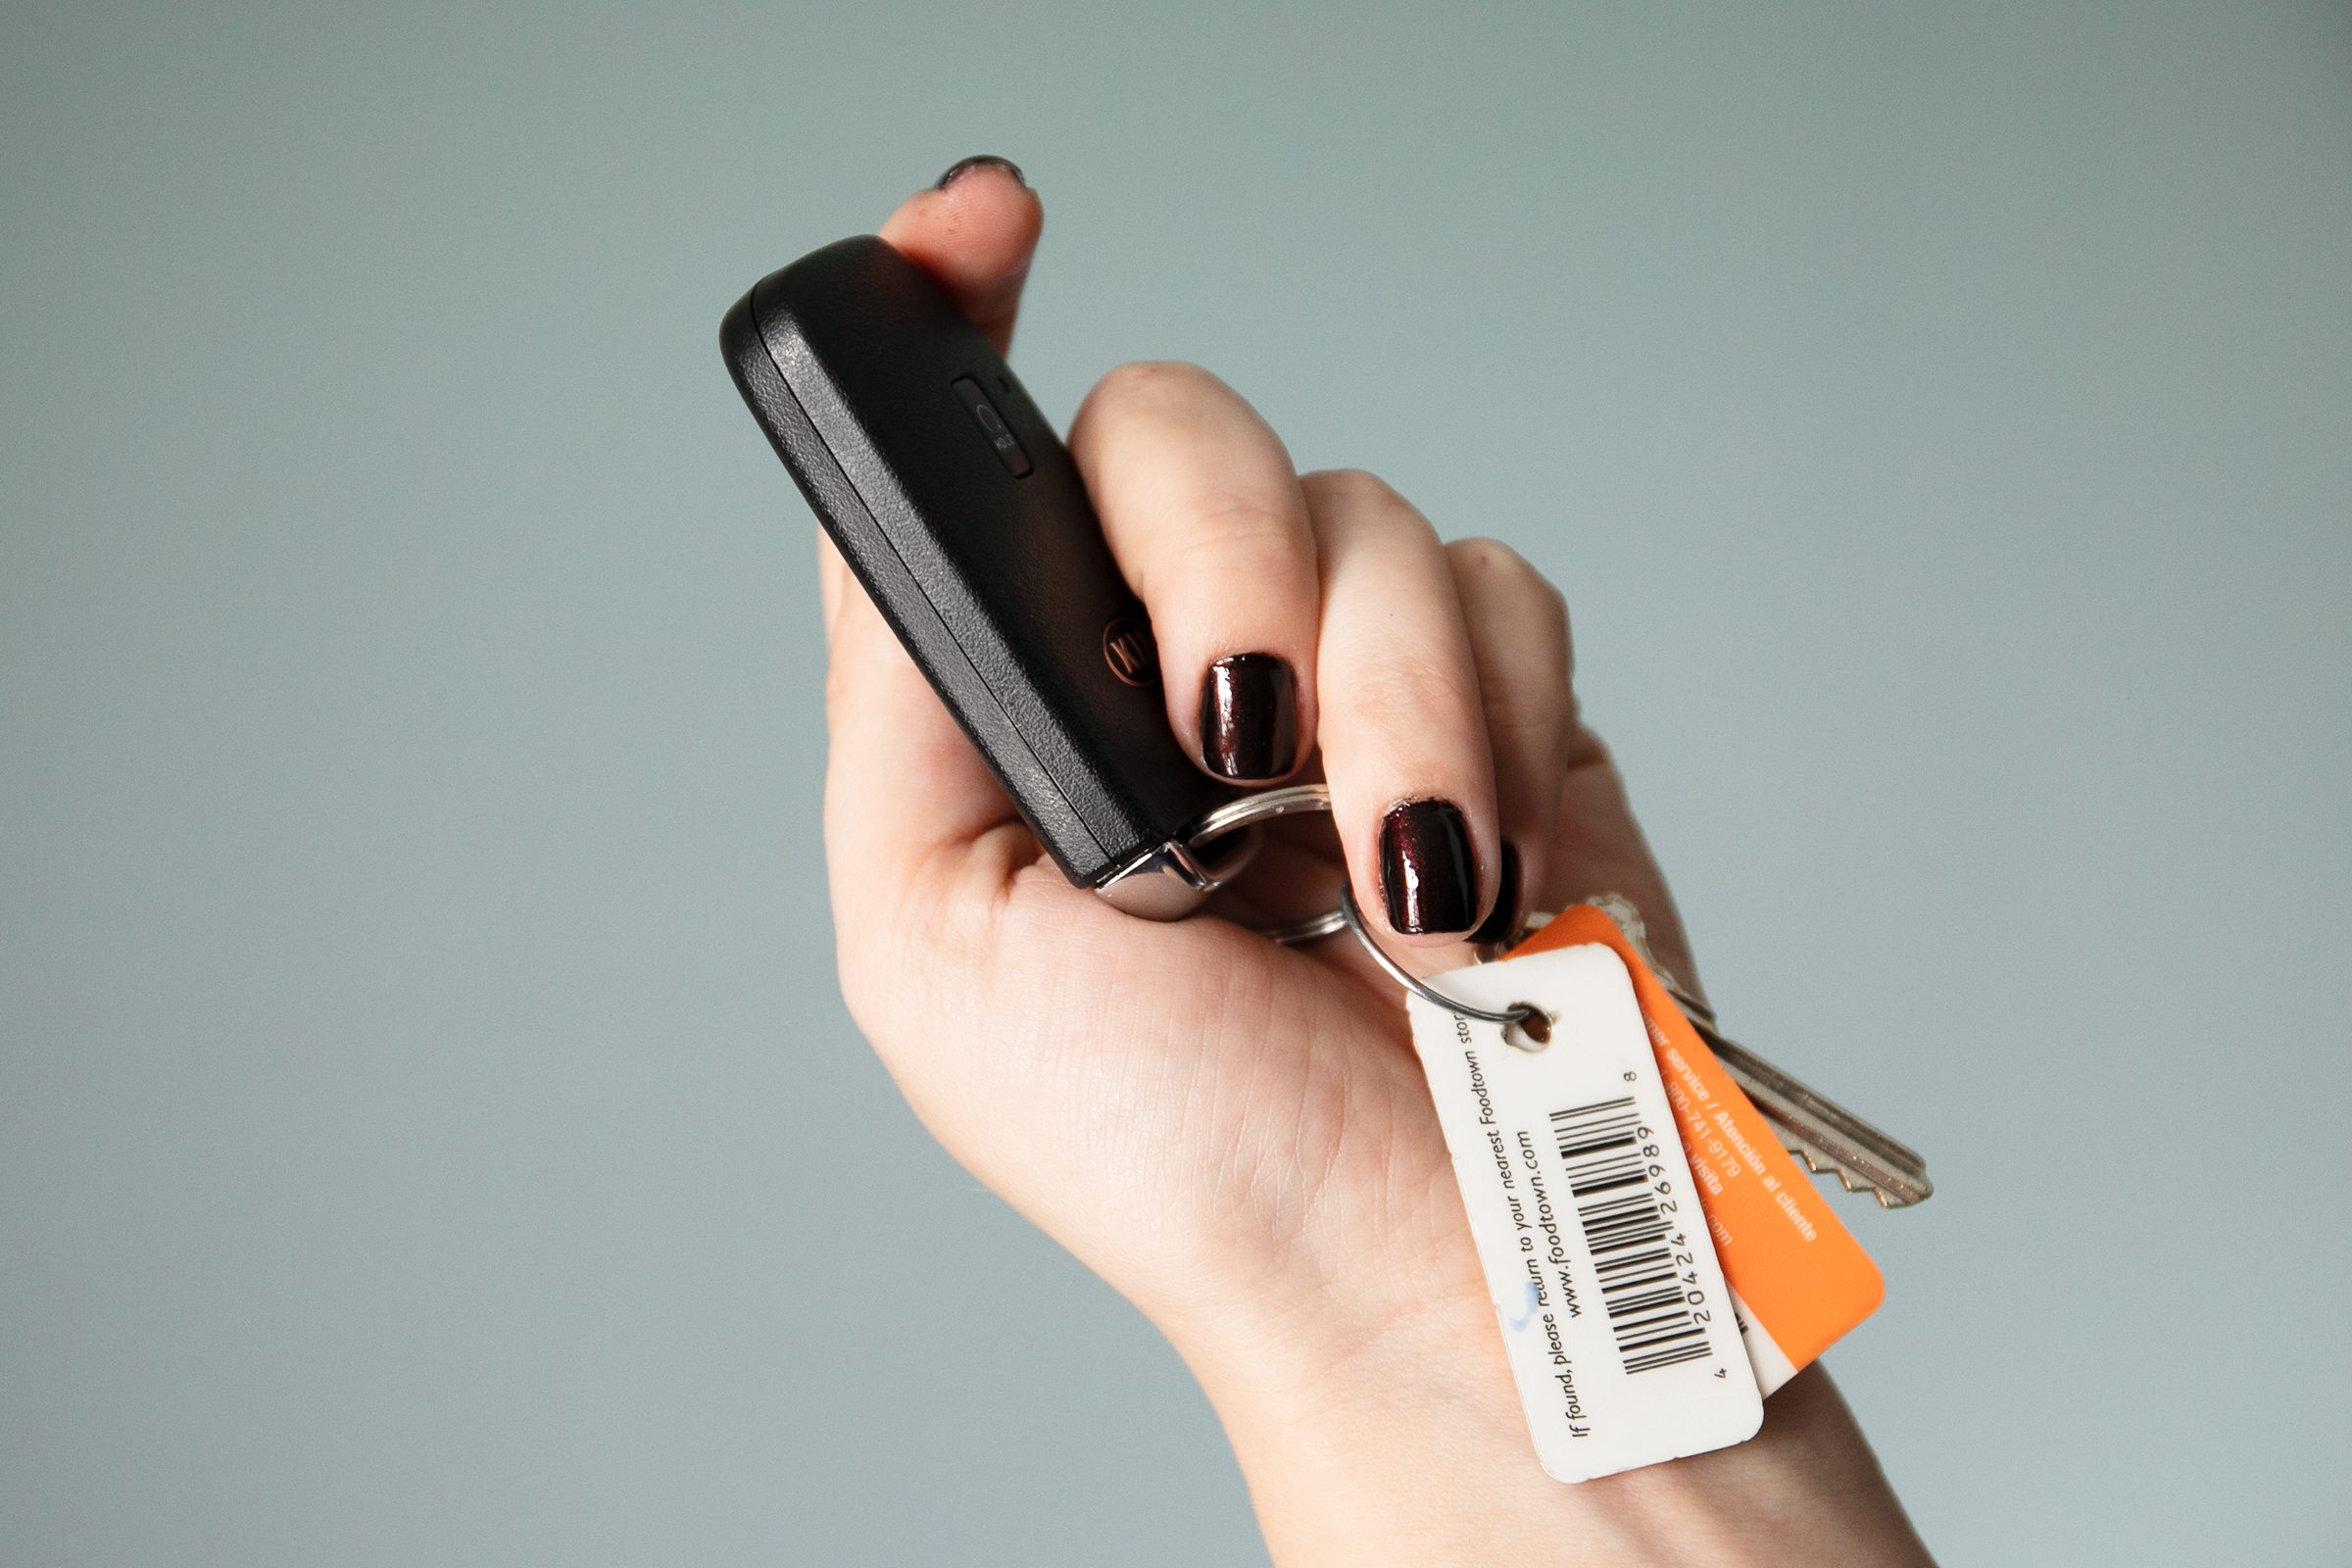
[1303,468,1500,945]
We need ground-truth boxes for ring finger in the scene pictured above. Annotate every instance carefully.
[1446,537,1575,948]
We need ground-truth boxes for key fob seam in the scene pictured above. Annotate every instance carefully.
[719,286,1100,865]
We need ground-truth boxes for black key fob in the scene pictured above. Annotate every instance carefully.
[721,235,1250,917]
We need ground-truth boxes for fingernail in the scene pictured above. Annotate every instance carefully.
[1199,654,1298,781]
[1468,841,1522,947]
[1378,800,1479,935]
[934,154,1026,190]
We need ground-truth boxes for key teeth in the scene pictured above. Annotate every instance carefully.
[1698,1008,1931,1208]
[1784,1137,1902,1206]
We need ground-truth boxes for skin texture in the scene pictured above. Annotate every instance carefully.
[820,163,1936,1566]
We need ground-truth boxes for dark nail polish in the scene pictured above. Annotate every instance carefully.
[1468,841,1522,947]
[1378,800,1479,935]
[933,154,1026,190]
[1199,654,1298,781]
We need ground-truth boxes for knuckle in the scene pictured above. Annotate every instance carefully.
[1533,570,1571,631]
[1302,466,1404,513]
[1449,535,1570,628]
[1304,470,1445,558]
[1339,648,1482,732]
[1173,497,1307,572]
[1486,691,1572,758]
[1536,571,1572,642]
[1082,358,1224,418]
[1446,534,1531,576]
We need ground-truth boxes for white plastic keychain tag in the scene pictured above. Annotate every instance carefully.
[1342,889,1763,1482]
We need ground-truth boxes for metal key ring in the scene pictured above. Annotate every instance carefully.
[1183,781,1338,842]
[1337,884,1550,1045]
[1176,784,1347,945]
[1256,906,1348,945]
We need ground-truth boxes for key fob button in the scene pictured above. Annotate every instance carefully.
[951,375,1033,477]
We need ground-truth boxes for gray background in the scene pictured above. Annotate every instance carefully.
[4,2,2346,1563]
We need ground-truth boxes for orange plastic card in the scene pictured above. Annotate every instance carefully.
[1509,906,1883,1390]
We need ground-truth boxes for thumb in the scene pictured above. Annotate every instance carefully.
[821,156,1045,644]
[877,155,1043,356]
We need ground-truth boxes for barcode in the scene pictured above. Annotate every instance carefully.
[1549,1097,1714,1375]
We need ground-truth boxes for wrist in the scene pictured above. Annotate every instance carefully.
[1169,1285,1932,1568]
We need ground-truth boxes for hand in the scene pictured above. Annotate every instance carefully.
[817,158,1933,1567]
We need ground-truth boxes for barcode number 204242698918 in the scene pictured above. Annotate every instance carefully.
[1549,1095,1720,1376]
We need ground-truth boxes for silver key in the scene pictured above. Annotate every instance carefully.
[1582,895,1935,1209]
